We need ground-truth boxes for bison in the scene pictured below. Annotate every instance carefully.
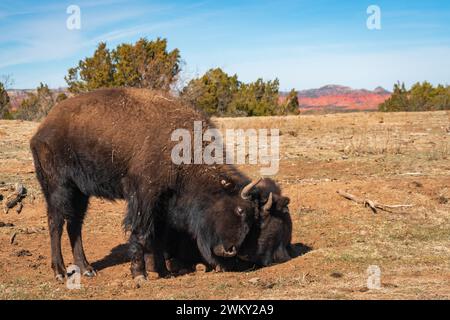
[237,178,293,266]
[30,88,292,281]
[162,178,294,273]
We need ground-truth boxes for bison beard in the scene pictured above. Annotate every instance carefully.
[30,88,292,282]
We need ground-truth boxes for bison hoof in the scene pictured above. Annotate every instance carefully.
[55,273,65,282]
[166,258,183,273]
[175,268,190,276]
[133,275,147,288]
[83,269,97,278]
[146,271,160,280]
[215,265,225,272]
[195,263,207,273]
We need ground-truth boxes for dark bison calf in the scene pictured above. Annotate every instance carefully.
[163,178,294,273]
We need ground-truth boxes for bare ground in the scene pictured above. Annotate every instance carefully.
[0,111,449,299]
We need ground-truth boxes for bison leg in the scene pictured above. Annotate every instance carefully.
[47,206,66,282]
[67,222,95,277]
[144,239,169,279]
[129,231,168,280]
[129,232,147,279]
[47,181,93,281]
[32,144,67,281]
[66,191,95,277]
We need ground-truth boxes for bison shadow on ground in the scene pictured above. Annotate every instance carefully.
[92,242,312,274]
[92,243,130,272]
[289,243,312,258]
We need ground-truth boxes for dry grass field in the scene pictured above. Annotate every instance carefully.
[0,111,449,299]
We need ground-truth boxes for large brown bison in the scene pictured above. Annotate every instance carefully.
[30,88,292,281]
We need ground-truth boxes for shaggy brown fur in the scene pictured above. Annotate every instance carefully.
[30,88,292,281]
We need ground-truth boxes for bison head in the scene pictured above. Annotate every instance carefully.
[195,180,260,264]
[172,177,293,270]
[237,178,293,266]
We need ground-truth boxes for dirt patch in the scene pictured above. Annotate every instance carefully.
[0,111,449,299]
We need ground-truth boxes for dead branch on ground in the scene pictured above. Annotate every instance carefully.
[2,183,27,214]
[336,190,414,213]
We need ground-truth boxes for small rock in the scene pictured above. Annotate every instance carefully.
[16,249,32,257]
[10,232,17,245]
[0,222,14,227]
[330,272,343,278]
[24,227,45,234]
[410,181,423,188]
[16,202,23,214]
[110,280,123,288]
[248,277,260,284]
[437,195,448,204]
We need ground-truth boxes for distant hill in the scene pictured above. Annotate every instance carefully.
[281,85,391,113]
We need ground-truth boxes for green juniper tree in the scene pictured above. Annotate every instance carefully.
[183,68,282,117]
[65,38,181,93]
[280,89,300,115]
[182,68,240,115]
[16,83,55,121]
[0,82,10,119]
[379,82,450,112]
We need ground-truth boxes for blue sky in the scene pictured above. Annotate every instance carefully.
[1,0,449,90]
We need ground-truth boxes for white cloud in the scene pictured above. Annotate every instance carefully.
[0,1,176,69]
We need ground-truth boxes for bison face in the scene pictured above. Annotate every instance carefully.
[194,191,258,265]
[237,181,293,267]
[210,195,258,258]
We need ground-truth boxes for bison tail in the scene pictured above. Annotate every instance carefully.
[122,194,155,241]
[30,139,54,202]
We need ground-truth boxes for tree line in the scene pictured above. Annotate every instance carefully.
[379,81,450,112]
[0,82,67,121]
[2,38,449,121]
[0,38,299,121]
[182,68,299,117]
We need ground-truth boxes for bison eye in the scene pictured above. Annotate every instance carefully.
[236,206,244,216]
[220,179,232,189]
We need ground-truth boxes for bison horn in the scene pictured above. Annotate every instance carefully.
[213,244,237,257]
[240,178,262,200]
[262,192,273,214]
